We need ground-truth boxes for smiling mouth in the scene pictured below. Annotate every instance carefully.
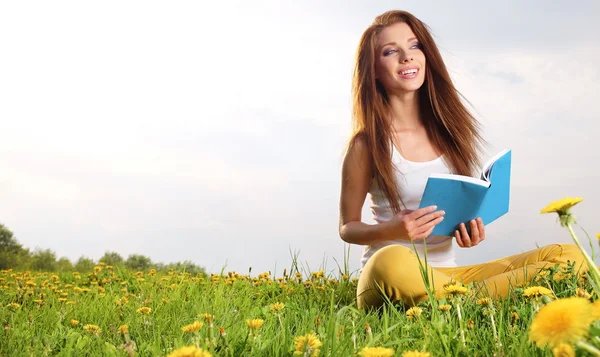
[399,68,418,75]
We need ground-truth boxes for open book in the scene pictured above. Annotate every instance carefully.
[418,149,512,236]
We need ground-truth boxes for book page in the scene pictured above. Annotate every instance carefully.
[428,173,491,188]
[481,149,510,182]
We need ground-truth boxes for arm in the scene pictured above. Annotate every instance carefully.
[338,136,391,245]
[338,136,444,245]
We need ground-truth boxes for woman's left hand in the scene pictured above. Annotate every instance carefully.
[455,218,485,248]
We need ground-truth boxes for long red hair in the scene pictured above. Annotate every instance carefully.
[347,10,485,214]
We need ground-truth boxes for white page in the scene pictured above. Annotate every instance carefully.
[481,149,510,182]
[429,173,491,188]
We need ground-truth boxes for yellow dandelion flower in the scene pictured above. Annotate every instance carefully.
[293,333,322,356]
[444,284,468,297]
[136,306,151,315]
[246,319,264,330]
[401,351,431,357]
[529,297,595,348]
[118,324,128,335]
[477,297,491,305]
[541,198,583,214]
[71,319,79,326]
[199,313,214,325]
[467,319,475,329]
[552,343,575,357]
[406,306,422,319]
[439,304,452,311]
[511,312,520,323]
[166,346,213,357]
[182,321,203,333]
[523,286,554,299]
[596,233,600,241]
[311,270,325,278]
[357,346,395,357]
[270,302,285,312]
[7,303,20,310]
[540,197,583,226]
[534,269,552,282]
[83,324,102,335]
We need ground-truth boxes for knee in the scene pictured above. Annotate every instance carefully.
[357,245,428,309]
[545,243,587,269]
[553,243,584,261]
[368,245,416,275]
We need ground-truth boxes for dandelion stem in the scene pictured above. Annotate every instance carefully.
[577,340,600,357]
[455,300,466,348]
[566,224,600,291]
[489,312,498,341]
[208,323,214,352]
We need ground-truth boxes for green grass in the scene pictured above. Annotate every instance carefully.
[0,258,597,357]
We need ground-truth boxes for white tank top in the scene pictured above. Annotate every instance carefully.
[360,142,457,270]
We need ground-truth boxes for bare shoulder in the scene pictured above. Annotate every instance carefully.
[342,133,371,175]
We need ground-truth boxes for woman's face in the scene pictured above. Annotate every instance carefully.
[374,22,426,95]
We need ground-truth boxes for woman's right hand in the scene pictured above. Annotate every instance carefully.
[387,205,445,241]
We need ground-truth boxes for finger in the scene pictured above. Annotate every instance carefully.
[470,219,480,245]
[409,205,438,219]
[415,209,445,226]
[414,215,444,236]
[460,223,471,247]
[412,228,429,240]
[455,230,464,247]
[477,218,485,241]
[420,226,435,240]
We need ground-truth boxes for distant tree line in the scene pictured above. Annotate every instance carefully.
[0,223,206,275]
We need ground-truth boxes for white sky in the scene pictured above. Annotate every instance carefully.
[1,0,599,275]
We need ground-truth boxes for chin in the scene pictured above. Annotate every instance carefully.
[400,78,425,92]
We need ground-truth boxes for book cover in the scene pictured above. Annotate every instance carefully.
[417,150,512,237]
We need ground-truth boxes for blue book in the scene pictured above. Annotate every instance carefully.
[418,149,512,236]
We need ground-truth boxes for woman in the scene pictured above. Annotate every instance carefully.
[338,10,587,310]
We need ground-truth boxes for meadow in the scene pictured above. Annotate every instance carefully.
[1,197,599,357]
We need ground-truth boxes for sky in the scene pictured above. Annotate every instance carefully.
[1,0,599,277]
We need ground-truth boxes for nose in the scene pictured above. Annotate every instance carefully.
[399,50,413,63]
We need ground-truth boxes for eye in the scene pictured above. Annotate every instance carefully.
[383,49,397,56]
[410,43,422,50]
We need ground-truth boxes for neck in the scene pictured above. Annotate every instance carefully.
[386,91,422,131]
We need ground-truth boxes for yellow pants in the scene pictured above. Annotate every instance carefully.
[357,243,588,309]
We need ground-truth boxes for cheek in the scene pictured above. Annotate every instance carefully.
[375,58,395,78]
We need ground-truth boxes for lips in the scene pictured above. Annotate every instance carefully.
[398,66,419,79]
